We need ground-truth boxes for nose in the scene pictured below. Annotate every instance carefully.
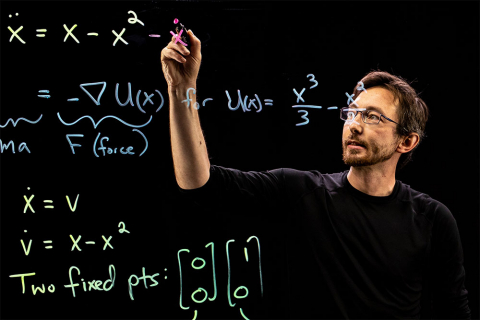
[345,113,363,134]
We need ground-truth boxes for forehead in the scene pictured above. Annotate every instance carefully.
[353,86,397,114]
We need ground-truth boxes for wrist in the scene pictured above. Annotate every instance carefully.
[168,83,197,98]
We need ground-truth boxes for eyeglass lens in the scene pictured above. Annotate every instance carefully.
[340,109,381,124]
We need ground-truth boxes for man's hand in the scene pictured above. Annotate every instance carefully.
[162,29,209,190]
[161,30,201,88]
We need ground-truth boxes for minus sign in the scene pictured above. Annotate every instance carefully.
[87,33,99,36]
[149,34,161,38]
[85,241,95,244]
[327,107,338,110]
[67,98,79,101]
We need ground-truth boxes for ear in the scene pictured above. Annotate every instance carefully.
[397,133,420,154]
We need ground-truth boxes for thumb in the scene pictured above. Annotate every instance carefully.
[187,29,201,57]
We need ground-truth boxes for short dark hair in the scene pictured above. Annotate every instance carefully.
[352,70,429,169]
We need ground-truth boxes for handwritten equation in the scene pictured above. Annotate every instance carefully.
[21,188,129,255]
[9,186,265,319]
[7,11,165,46]
[10,235,263,320]
[1,81,161,156]
[1,75,367,156]
[20,225,125,255]
[23,188,80,214]
[291,75,367,126]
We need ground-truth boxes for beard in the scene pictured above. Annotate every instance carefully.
[342,137,399,167]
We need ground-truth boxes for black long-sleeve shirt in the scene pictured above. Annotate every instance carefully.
[179,165,470,319]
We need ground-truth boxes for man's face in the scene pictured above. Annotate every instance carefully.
[342,86,402,167]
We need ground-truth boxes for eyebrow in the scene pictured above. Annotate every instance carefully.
[348,104,385,115]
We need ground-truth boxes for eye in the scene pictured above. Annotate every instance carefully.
[367,111,380,120]
[347,111,355,119]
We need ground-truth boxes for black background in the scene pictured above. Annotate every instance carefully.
[1,1,478,319]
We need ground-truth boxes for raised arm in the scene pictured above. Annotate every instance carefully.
[161,30,210,190]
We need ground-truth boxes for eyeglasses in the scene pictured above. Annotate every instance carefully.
[340,107,400,126]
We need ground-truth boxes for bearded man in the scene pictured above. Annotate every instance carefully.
[161,30,471,319]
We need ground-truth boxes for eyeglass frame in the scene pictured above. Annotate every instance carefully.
[340,107,401,127]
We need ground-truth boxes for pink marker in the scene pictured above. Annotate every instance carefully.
[170,29,188,46]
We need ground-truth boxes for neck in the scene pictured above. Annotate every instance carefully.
[347,163,397,197]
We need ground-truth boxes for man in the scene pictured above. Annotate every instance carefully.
[161,30,471,319]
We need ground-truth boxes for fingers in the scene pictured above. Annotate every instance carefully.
[187,30,201,57]
[167,38,190,57]
[160,29,201,66]
[161,47,187,64]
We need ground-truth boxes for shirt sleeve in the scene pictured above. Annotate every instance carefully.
[430,201,471,319]
[177,165,289,215]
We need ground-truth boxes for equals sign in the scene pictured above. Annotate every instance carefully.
[43,240,53,249]
[38,90,50,98]
[44,200,54,209]
[36,29,47,37]
[264,99,273,106]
